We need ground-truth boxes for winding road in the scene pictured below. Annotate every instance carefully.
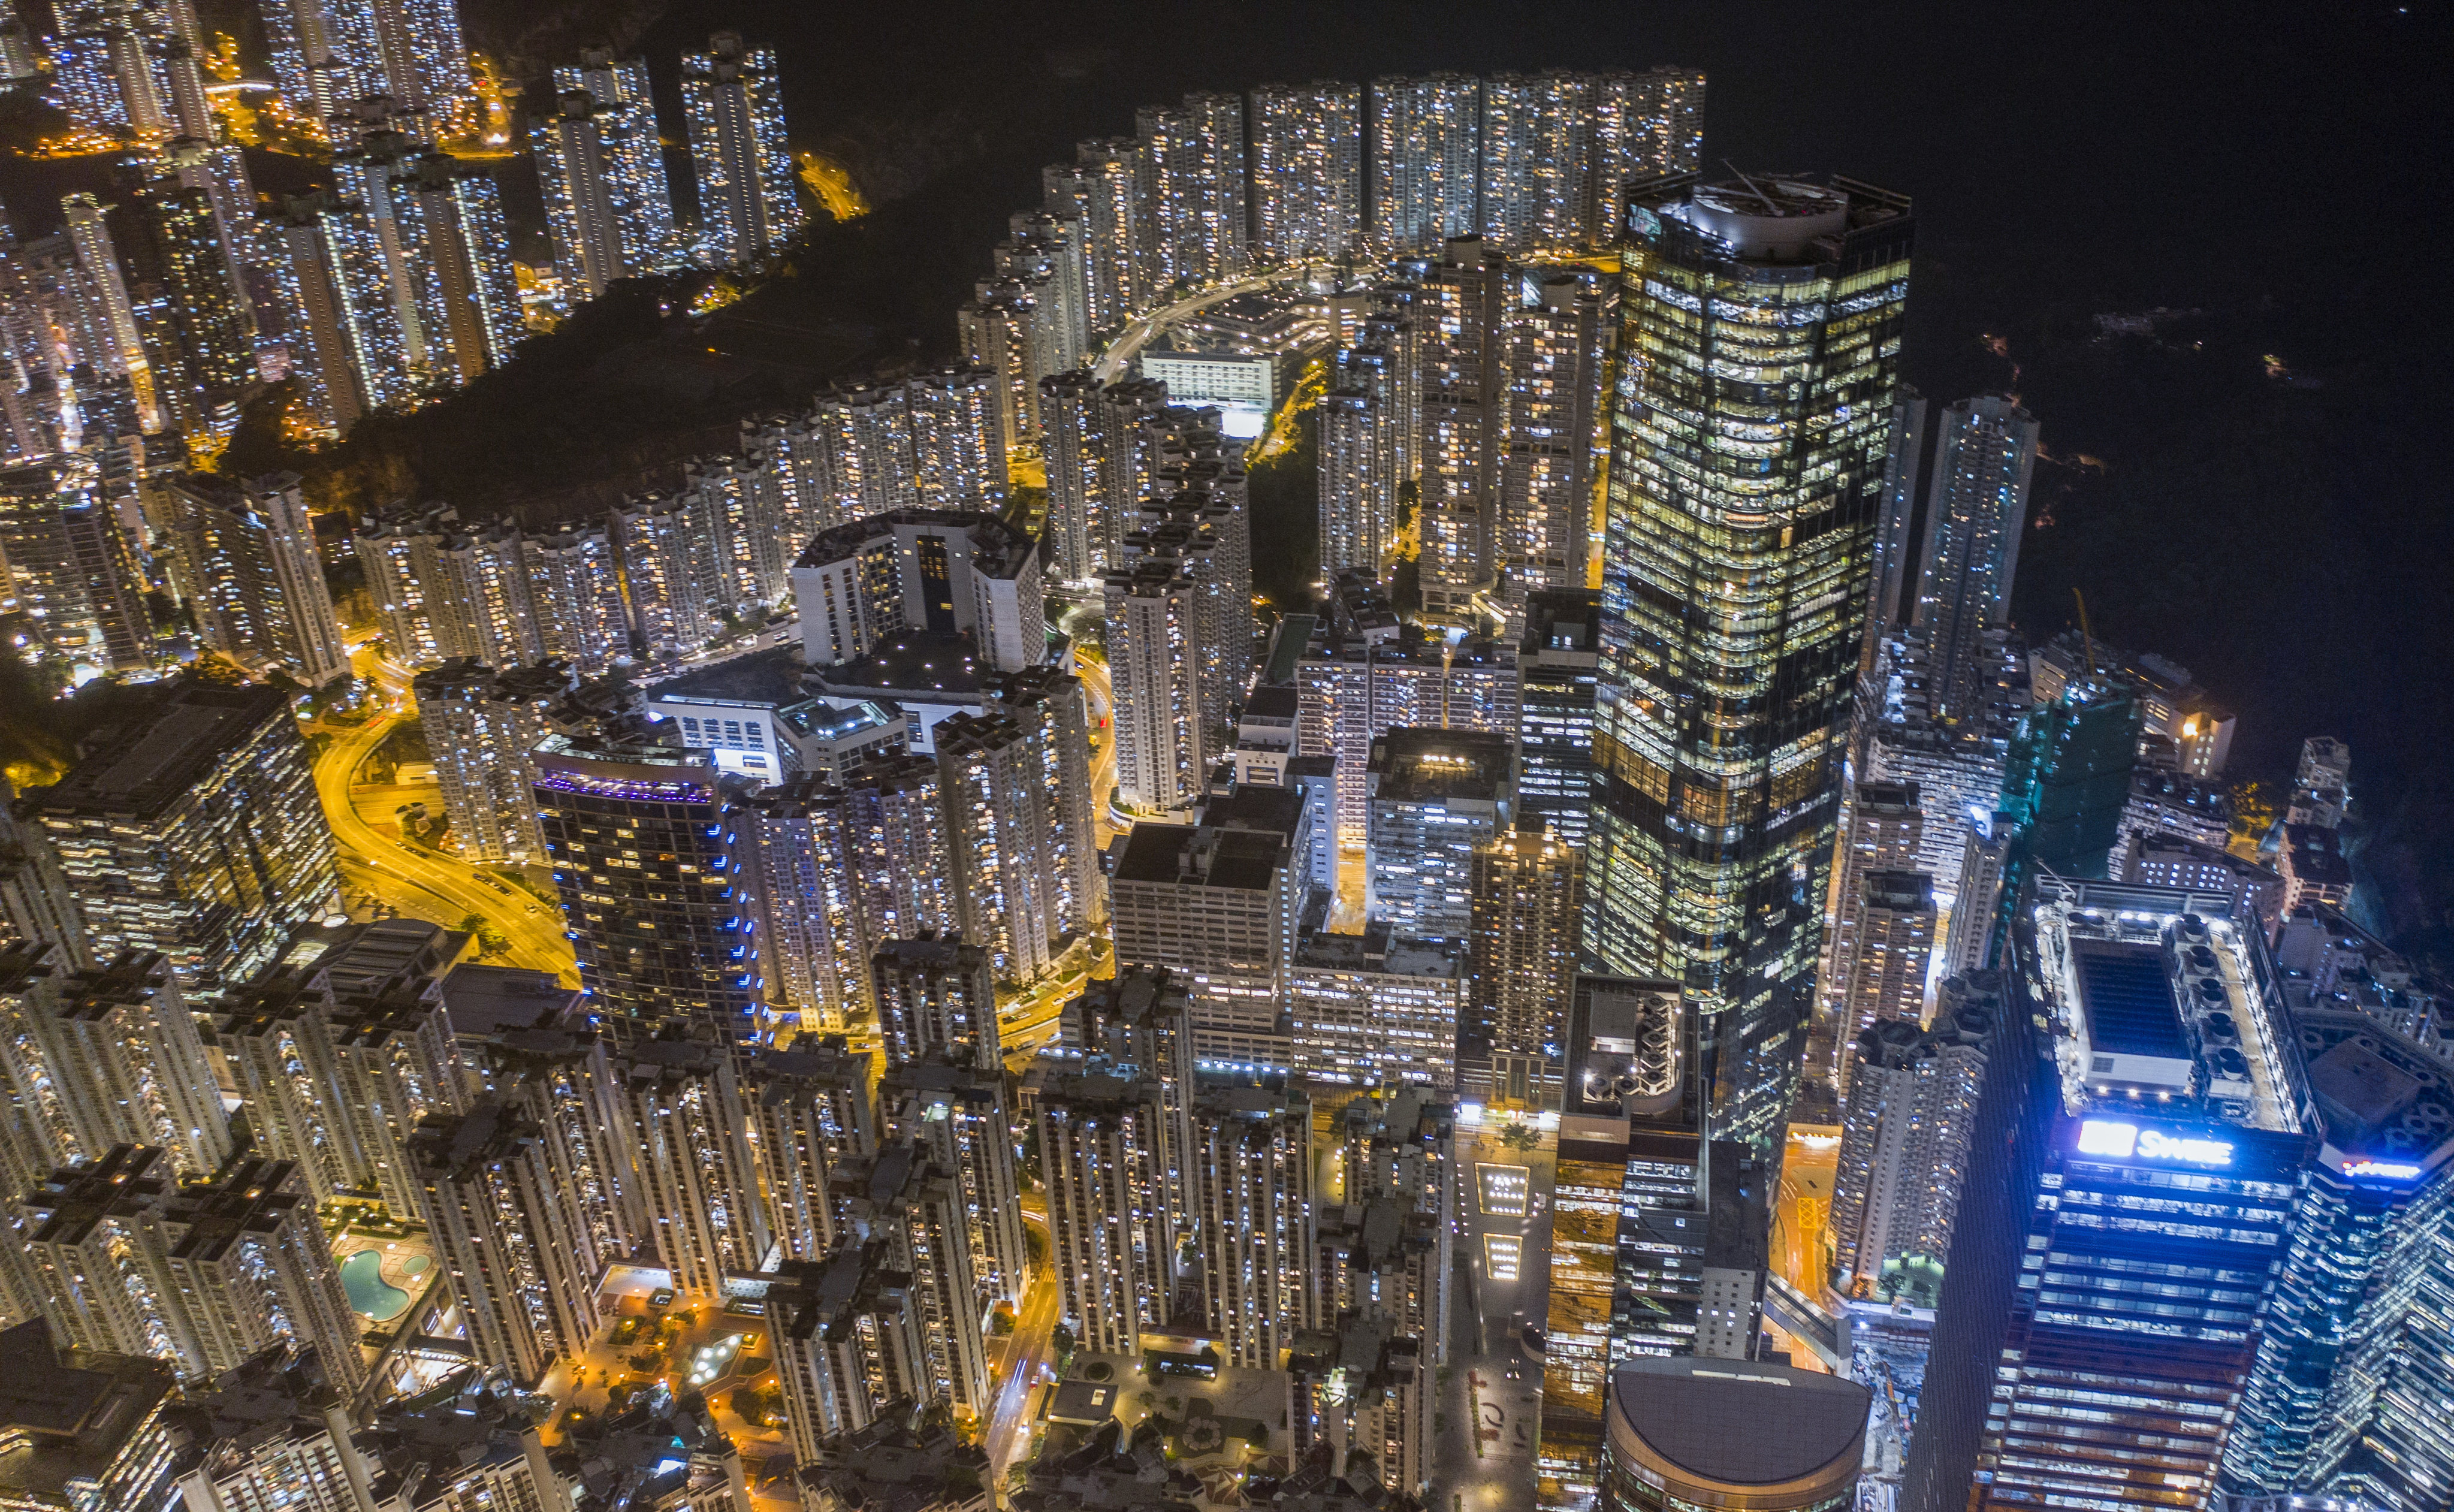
[312,650,576,982]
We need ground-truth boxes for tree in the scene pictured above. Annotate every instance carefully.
[2229,780,2277,847]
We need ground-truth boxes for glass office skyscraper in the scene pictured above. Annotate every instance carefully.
[1584,173,1914,1157]
[2221,1004,2454,1502]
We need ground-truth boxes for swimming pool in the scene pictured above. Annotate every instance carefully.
[339,1250,427,1321]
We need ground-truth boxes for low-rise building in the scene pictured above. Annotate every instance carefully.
[1366,728,1512,941]
[798,1399,991,1512]
[2123,830,2284,934]
[1288,925,1466,1088]
[2280,823,2353,915]
[645,644,905,783]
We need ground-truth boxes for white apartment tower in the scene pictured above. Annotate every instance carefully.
[407,1090,612,1385]
[0,948,232,1178]
[1186,1084,1318,1368]
[1249,81,1363,262]
[680,31,802,265]
[1496,269,1607,621]
[592,1024,769,1300]
[1025,1066,1173,1357]
[1103,557,1206,817]
[1828,982,1993,1294]
[1369,74,1481,252]
[1916,394,2040,724]
[741,1040,879,1264]
[1479,71,1591,250]
[828,1141,989,1418]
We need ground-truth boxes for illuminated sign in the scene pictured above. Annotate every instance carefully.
[2342,1158,2425,1182]
[2076,1119,2235,1167]
[2076,1120,2137,1157]
[2140,1130,2235,1166]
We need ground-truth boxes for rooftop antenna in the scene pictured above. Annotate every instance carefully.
[2072,587,2099,686]
[1722,161,1781,213]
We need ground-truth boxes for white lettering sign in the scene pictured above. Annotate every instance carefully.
[2078,1120,2235,1167]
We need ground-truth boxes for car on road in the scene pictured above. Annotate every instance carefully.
[1523,1324,1546,1353]
[1503,1358,1523,1381]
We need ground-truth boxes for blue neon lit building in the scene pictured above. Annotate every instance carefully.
[1904,879,2317,1511]
[2223,1006,2454,1506]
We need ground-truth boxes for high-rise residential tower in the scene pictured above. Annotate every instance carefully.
[256,0,377,132]
[1185,1084,1318,1369]
[1584,68,1707,234]
[680,31,801,265]
[1497,267,1608,620]
[1248,81,1362,263]
[532,729,756,1024]
[1103,556,1206,818]
[1584,173,1914,1158]
[0,464,153,673]
[1480,71,1591,251]
[554,49,681,272]
[415,659,572,864]
[1914,395,2039,725]
[593,1021,768,1300]
[1024,1065,1173,1358]
[741,1039,876,1263]
[1366,727,1513,941]
[29,678,339,991]
[1415,237,1507,621]
[1368,74,1480,252]
[160,472,349,686]
[534,93,651,302]
[1517,587,1601,845]
[1179,91,1248,282]
[0,948,234,1178]
[260,192,408,433]
[1468,826,1583,1106]
[365,0,472,132]
[1815,778,1923,1064]
[1827,980,1993,1299]
[827,1141,989,1418]
[869,932,997,1070]
[878,1055,1028,1311]
[405,154,525,384]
